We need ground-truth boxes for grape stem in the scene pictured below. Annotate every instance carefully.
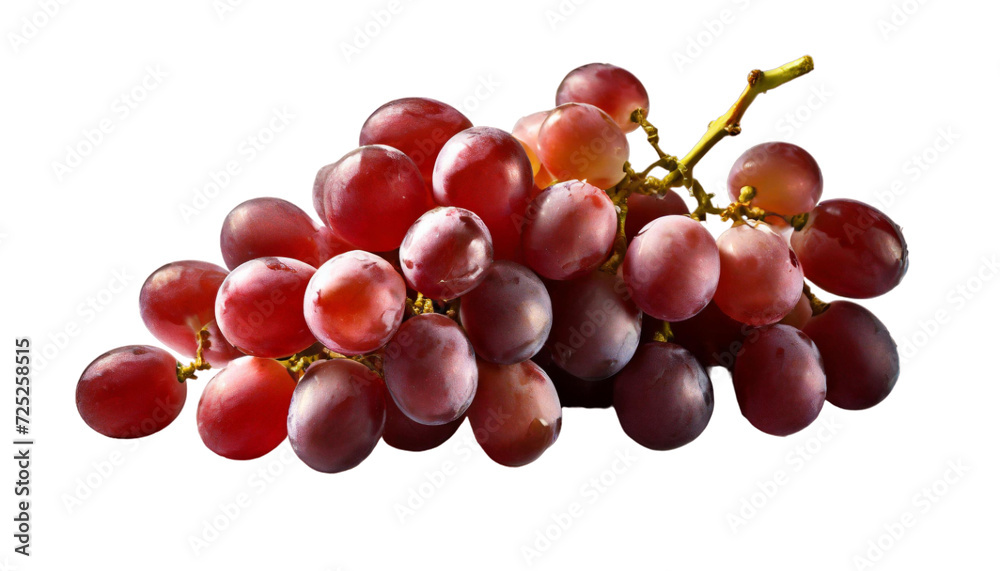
[176,328,213,382]
[803,283,830,316]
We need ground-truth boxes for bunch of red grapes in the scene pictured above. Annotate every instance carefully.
[76,57,907,472]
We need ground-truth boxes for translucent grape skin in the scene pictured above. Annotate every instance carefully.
[733,325,826,437]
[522,180,618,280]
[459,260,553,365]
[665,301,753,370]
[727,142,823,216]
[468,359,562,467]
[399,207,493,300]
[433,126,534,260]
[220,197,349,270]
[545,270,642,380]
[623,215,720,322]
[322,145,434,252]
[382,395,464,452]
[312,163,334,222]
[624,191,689,242]
[803,301,900,410]
[287,359,386,473]
[555,63,650,134]
[76,346,186,439]
[791,199,908,298]
[382,313,478,425]
[714,223,804,326]
[197,356,297,460]
[512,111,557,189]
[215,257,317,359]
[536,102,629,190]
[778,292,813,329]
[359,97,473,189]
[613,342,714,450]
[139,260,244,366]
[304,251,406,356]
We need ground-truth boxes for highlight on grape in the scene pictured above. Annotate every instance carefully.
[75,55,908,473]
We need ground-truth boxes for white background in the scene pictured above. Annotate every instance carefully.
[2,0,998,569]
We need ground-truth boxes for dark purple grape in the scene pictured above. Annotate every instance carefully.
[382,395,464,452]
[287,359,386,473]
[613,342,713,450]
[803,301,899,410]
[399,207,493,300]
[791,199,908,298]
[468,359,562,467]
[459,261,552,365]
[382,313,477,425]
[727,142,823,215]
[733,325,826,436]
[670,301,754,370]
[545,270,642,380]
[77,346,185,439]
[533,350,612,409]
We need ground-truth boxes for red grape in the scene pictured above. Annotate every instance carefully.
[215,257,317,359]
[613,342,713,450]
[545,270,642,380]
[321,145,434,252]
[287,359,386,473]
[220,197,349,270]
[359,97,473,189]
[624,191,689,242]
[197,356,297,459]
[803,301,899,410]
[555,63,649,134]
[382,395,464,452]
[383,313,478,425]
[733,325,826,436]
[312,163,334,222]
[139,260,243,366]
[522,180,618,280]
[432,126,534,260]
[537,102,629,189]
[76,345,185,439]
[469,359,562,467]
[304,251,406,355]
[512,111,557,188]
[399,207,493,300]
[714,223,804,326]
[727,142,823,215]
[623,215,720,321]
[791,199,908,298]
[459,260,552,364]
[669,301,753,370]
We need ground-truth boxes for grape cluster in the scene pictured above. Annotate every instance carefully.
[76,56,907,472]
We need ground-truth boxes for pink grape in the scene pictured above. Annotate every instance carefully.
[459,260,552,364]
[197,356,297,460]
[383,313,478,425]
[304,251,406,355]
[714,223,804,326]
[215,257,317,359]
[803,301,899,410]
[512,111,557,188]
[287,359,386,473]
[623,215,720,321]
[468,359,562,467]
[555,63,650,133]
[791,199,908,298]
[359,97,473,189]
[613,342,713,450]
[733,325,826,436]
[76,345,185,439]
[220,197,349,270]
[727,142,823,215]
[399,207,493,300]
[536,102,629,189]
[321,145,434,252]
[522,180,618,280]
[140,260,244,366]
